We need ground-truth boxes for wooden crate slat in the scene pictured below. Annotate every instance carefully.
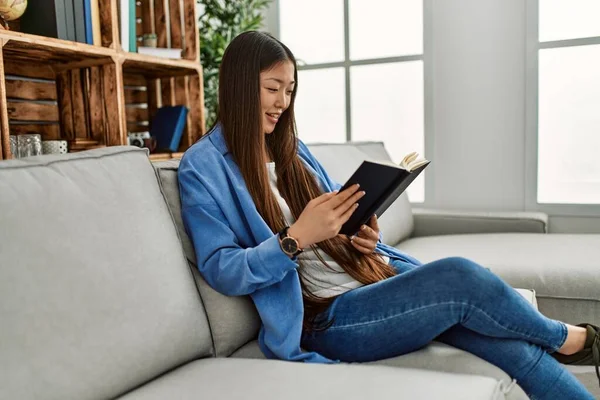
[154,0,169,48]
[125,88,148,104]
[3,44,111,65]
[123,73,147,86]
[101,0,119,48]
[9,123,61,140]
[161,77,175,106]
[169,0,183,49]
[126,107,149,123]
[175,75,191,151]
[56,71,74,140]
[6,101,59,122]
[5,79,57,101]
[0,50,9,159]
[89,66,105,143]
[182,0,198,61]
[127,123,150,133]
[141,0,155,34]
[146,78,160,122]
[102,63,125,146]
[188,71,204,142]
[3,59,55,80]
[70,70,88,139]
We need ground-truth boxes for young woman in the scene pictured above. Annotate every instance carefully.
[178,31,599,399]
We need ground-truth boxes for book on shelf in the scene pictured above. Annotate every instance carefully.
[90,0,101,45]
[150,106,189,152]
[19,0,99,44]
[137,46,183,59]
[338,152,430,236]
[129,0,137,52]
[72,0,86,43]
[82,0,94,45]
[118,0,129,51]
[19,0,75,41]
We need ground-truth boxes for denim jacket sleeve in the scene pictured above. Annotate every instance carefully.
[179,167,299,297]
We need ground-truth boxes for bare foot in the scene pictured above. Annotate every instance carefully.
[557,324,587,355]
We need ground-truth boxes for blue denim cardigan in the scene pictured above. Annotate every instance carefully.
[178,124,422,363]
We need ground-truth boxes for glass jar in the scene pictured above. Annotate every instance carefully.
[9,135,18,158]
[17,134,43,158]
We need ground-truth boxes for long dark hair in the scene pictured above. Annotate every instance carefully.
[217,31,397,331]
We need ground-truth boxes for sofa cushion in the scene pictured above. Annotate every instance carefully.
[230,340,524,400]
[116,358,507,400]
[0,147,213,400]
[307,142,415,245]
[153,160,261,357]
[397,233,600,327]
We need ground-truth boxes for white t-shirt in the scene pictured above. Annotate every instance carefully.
[267,162,389,298]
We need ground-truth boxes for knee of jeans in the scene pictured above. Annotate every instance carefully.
[433,257,495,286]
[436,256,485,274]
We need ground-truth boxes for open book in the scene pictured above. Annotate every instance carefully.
[338,152,430,236]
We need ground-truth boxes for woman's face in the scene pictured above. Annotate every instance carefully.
[259,60,295,134]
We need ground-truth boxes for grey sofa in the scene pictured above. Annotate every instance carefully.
[1,142,598,400]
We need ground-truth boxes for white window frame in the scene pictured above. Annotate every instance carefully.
[272,0,434,205]
[525,0,600,216]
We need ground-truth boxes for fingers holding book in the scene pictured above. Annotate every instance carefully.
[350,215,379,254]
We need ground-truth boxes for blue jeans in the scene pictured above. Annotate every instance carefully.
[301,257,594,400]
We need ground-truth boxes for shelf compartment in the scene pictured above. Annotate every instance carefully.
[123,69,204,155]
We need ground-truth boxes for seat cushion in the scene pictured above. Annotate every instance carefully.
[397,233,600,326]
[230,340,526,400]
[307,142,415,246]
[153,160,261,357]
[116,358,507,400]
[0,147,213,400]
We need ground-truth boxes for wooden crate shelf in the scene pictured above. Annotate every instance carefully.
[0,0,204,161]
[121,52,201,78]
[149,152,185,162]
[0,30,114,66]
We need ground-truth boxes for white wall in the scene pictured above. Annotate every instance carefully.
[427,0,526,211]
[264,0,600,233]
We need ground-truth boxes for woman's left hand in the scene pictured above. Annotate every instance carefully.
[350,215,379,254]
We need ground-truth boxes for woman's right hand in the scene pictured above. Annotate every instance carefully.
[287,184,366,248]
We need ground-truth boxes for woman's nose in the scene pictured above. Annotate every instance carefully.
[275,92,288,109]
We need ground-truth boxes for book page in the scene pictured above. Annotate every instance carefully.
[400,152,429,172]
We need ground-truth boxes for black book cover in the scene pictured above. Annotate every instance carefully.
[338,160,430,236]
[72,0,86,43]
[19,0,75,41]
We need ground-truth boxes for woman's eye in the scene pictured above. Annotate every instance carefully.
[267,88,278,92]
[286,91,293,95]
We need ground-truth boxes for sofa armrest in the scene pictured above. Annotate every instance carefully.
[411,208,549,237]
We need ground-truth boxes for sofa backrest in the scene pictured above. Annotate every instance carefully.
[0,147,213,400]
[153,160,262,358]
[307,141,415,245]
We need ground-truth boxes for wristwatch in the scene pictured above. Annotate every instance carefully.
[278,226,303,257]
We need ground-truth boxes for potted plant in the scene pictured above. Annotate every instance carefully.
[142,33,157,48]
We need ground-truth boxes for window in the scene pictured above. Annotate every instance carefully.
[532,1,600,207]
[278,0,426,202]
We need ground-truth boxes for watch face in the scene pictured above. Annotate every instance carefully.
[282,237,298,254]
